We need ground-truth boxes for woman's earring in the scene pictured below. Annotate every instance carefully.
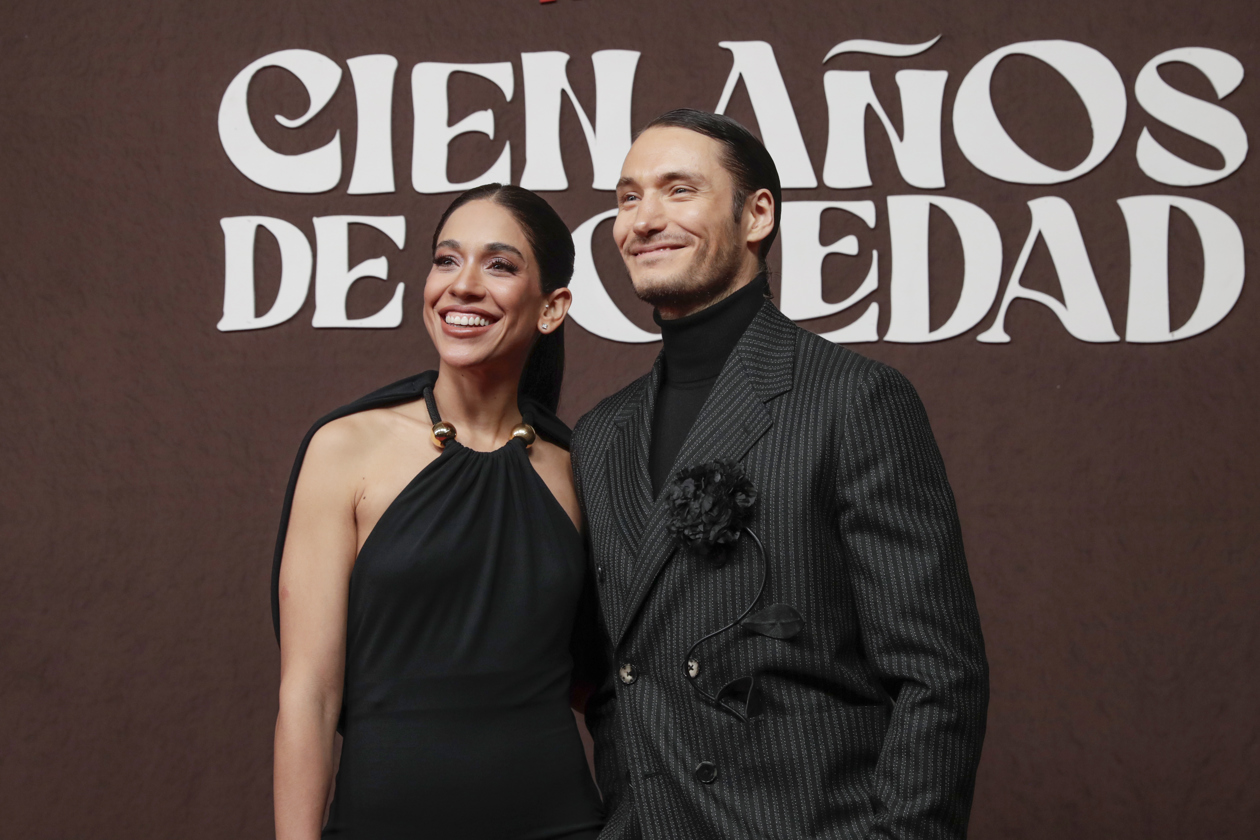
[540,323,549,331]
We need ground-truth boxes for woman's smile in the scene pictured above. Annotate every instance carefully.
[438,305,500,337]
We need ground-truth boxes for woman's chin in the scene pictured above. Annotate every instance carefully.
[436,344,510,375]
[437,349,488,370]
[432,329,532,378]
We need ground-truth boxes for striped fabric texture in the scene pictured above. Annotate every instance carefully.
[571,301,989,840]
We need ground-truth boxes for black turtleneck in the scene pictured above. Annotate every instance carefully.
[650,274,769,495]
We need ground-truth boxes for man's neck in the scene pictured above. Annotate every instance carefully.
[647,270,769,495]
[656,260,763,321]
[654,272,769,385]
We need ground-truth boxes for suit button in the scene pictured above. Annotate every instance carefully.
[596,564,607,584]
[686,658,700,678]
[694,761,718,784]
[618,662,637,684]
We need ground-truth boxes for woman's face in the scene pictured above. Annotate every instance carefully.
[424,199,563,377]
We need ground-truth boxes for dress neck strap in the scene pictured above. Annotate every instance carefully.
[421,377,571,450]
[422,386,441,423]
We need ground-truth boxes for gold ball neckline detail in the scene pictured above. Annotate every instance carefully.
[430,420,458,449]
[431,421,536,450]
[510,423,537,448]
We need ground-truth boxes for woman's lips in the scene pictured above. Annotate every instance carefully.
[438,309,498,337]
[444,312,492,327]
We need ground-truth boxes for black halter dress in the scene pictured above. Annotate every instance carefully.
[271,372,604,840]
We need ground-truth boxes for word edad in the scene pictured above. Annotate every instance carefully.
[217,38,1248,344]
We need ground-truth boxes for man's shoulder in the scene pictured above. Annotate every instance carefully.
[777,315,900,398]
[741,302,892,392]
[786,323,933,433]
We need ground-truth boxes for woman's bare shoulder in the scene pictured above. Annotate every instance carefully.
[304,408,404,475]
[530,437,573,473]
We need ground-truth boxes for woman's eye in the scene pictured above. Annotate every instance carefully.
[433,255,456,267]
[488,259,517,273]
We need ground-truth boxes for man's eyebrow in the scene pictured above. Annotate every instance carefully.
[617,170,708,191]
[659,169,707,185]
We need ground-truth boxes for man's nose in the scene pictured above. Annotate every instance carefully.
[632,192,667,237]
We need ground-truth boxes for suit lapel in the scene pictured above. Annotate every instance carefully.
[609,302,799,647]
[604,359,659,552]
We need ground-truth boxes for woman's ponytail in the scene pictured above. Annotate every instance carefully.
[519,322,565,413]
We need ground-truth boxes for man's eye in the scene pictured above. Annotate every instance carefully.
[620,194,638,204]
[672,186,691,195]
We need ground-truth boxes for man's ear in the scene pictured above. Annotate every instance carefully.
[744,188,775,249]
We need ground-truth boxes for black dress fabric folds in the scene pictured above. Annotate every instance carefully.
[272,371,604,840]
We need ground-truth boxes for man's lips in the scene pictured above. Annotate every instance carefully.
[629,241,688,258]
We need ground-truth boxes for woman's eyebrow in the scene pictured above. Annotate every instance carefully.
[484,242,525,260]
[436,239,525,261]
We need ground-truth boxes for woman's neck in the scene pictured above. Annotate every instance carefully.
[430,361,524,451]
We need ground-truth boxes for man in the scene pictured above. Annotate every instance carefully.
[571,109,989,840]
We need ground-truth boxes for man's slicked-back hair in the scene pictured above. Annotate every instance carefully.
[641,109,782,266]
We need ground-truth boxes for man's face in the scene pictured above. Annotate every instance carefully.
[613,126,749,315]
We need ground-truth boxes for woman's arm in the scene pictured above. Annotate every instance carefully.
[274,424,361,840]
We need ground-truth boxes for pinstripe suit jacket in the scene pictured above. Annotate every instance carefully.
[571,301,988,840]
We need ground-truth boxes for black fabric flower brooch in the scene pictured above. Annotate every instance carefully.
[664,459,758,558]
[665,460,805,723]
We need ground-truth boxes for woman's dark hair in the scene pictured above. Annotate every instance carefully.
[430,183,575,413]
[641,109,782,268]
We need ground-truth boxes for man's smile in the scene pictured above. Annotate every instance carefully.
[629,240,690,259]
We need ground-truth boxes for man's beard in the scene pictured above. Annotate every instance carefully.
[630,224,747,313]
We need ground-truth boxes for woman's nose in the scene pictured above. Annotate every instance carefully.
[449,264,485,298]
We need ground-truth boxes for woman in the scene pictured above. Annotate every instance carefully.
[271,184,604,839]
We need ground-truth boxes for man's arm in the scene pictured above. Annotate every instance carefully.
[837,364,989,840]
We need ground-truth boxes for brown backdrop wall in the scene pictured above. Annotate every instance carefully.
[1,0,1257,837]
